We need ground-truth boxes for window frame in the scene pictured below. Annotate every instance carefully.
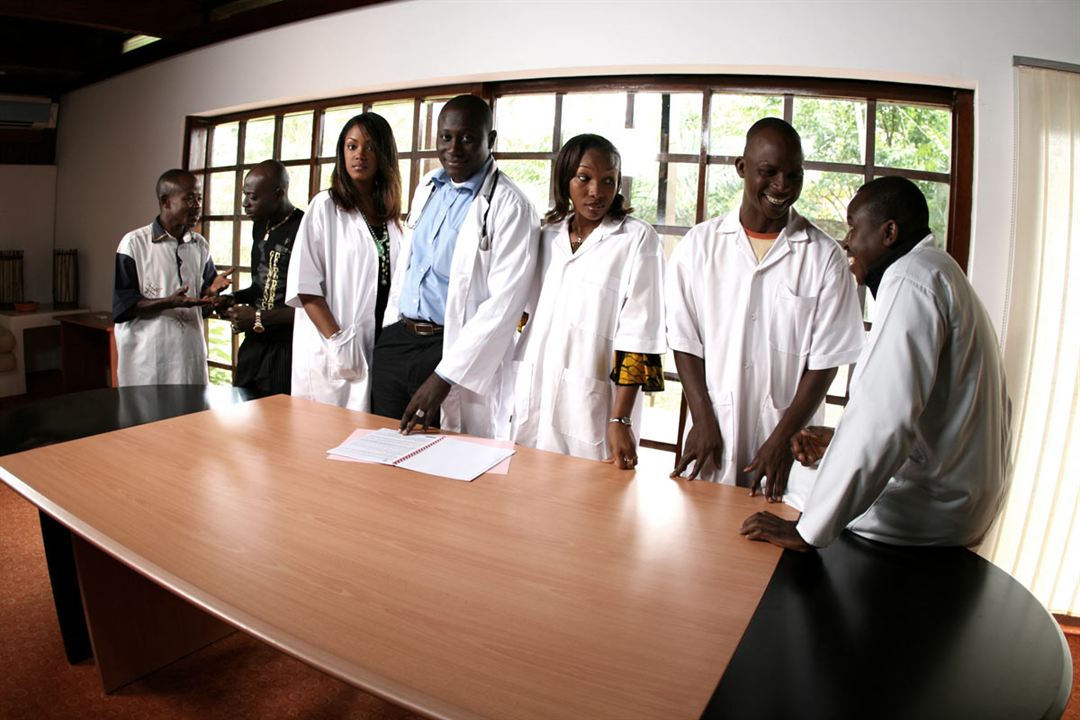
[185,74,975,452]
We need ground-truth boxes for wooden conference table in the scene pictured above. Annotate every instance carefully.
[0,387,1072,720]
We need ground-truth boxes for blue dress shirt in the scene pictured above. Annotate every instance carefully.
[399,158,492,324]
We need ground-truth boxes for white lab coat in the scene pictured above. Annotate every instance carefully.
[286,191,401,412]
[386,162,539,439]
[511,215,666,460]
[793,237,1011,547]
[114,223,211,386]
[666,207,864,485]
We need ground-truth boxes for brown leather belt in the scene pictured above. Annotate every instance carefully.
[402,317,444,336]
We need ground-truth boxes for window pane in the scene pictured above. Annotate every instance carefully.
[207,318,232,364]
[658,232,683,264]
[238,221,253,267]
[244,116,275,164]
[495,94,555,152]
[641,374,682,445]
[793,97,867,165]
[874,103,951,173]
[797,170,863,240]
[625,161,659,225]
[561,92,662,172]
[824,401,845,428]
[281,112,313,161]
[561,92,627,146]
[211,122,238,167]
[705,163,742,220]
[664,162,699,227]
[322,105,364,157]
[498,159,551,216]
[914,179,949,247]
[372,100,415,153]
[209,366,233,386]
[399,159,412,214]
[188,126,207,170]
[420,157,441,177]
[286,165,311,210]
[419,98,450,151]
[827,363,849,398]
[319,162,334,194]
[668,93,703,155]
[208,171,236,216]
[207,221,235,267]
[709,94,783,157]
[235,271,252,293]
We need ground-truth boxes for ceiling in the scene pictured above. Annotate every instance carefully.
[0,0,386,100]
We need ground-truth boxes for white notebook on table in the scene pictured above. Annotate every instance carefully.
[328,428,515,482]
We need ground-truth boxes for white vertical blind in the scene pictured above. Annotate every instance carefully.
[984,65,1080,616]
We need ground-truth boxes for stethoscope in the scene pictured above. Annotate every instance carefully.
[478,168,500,251]
[407,167,500,251]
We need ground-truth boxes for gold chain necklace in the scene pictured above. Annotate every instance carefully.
[262,207,296,243]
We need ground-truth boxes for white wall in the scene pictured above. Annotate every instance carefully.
[54,0,1080,332]
[0,165,56,305]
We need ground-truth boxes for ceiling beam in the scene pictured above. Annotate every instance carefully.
[0,0,205,39]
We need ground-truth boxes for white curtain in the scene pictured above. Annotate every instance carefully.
[982,65,1080,616]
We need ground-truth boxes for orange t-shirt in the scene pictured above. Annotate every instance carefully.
[744,227,781,263]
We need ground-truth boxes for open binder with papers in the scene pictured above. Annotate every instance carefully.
[328,428,515,482]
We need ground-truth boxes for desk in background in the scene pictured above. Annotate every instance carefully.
[0,305,86,397]
[59,311,116,392]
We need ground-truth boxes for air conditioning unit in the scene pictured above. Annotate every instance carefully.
[0,96,57,129]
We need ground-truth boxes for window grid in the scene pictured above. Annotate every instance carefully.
[185,75,973,456]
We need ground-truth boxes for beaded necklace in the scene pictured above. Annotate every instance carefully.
[359,209,390,287]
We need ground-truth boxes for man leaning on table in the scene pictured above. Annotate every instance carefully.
[112,169,232,386]
[373,94,540,439]
[741,176,1011,550]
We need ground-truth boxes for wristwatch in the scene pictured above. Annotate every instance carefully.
[608,416,632,426]
[253,309,265,333]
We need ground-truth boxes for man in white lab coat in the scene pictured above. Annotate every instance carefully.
[740,176,1011,549]
[375,95,539,439]
[666,118,864,497]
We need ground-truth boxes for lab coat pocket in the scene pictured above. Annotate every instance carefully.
[768,286,815,407]
[325,325,366,381]
[552,370,611,447]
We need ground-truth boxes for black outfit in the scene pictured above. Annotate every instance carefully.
[232,209,303,395]
[371,321,444,427]
[368,221,391,341]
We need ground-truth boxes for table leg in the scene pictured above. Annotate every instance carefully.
[39,512,92,664]
[71,535,234,692]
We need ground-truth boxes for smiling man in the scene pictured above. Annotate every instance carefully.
[113,168,232,386]
[374,94,539,438]
[741,176,1011,550]
[666,118,864,496]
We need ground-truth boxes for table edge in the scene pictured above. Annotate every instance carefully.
[0,464,485,720]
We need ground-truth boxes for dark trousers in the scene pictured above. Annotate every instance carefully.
[234,331,292,396]
[371,320,444,427]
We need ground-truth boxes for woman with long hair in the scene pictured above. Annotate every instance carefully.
[511,134,666,469]
[285,112,403,410]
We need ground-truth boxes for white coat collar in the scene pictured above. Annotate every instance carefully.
[717,207,810,244]
[558,213,625,258]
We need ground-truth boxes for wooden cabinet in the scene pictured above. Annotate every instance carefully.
[59,312,116,392]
